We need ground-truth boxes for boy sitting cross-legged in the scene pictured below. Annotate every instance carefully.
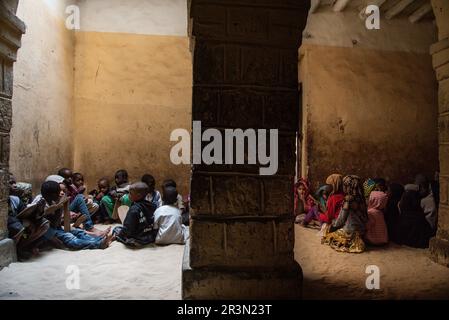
[73,172,99,216]
[35,181,114,250]
[153,186,189,245]
[47,174,104,237]
[90,177,116,223]
[112,182,157,247]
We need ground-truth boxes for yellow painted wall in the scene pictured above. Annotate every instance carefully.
[300,44,439,187]
[73,32,192,194]
[10,0,75,192]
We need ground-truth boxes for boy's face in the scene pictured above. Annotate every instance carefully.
[115,174,127,186]
[129,190,144,202]
[61,169,73,185]
[59,183,67,197]
[9,177,20,196]
[73,175,84,188]
[47,189,62,205]
[98,180,109,194]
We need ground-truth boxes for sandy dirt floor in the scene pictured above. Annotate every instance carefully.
[1,224,449,300]
[295,224,449,299]
[0,225,185,300]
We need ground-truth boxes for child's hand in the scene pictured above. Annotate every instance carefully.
[70,212,80,220]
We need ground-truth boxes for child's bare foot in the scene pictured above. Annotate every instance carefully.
[99,236,110,249]
[100,233,115,249]
[103,226,112,235]
[106,233,116,245]
[86,226,110,237]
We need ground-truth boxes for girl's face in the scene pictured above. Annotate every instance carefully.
[298,185,306,197]
[322,190,329,199]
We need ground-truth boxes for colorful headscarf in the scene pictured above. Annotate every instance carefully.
[363,178,376,199]
[295,178,310,197]
[315,184,331,211]
[343,175,368,221]
[325,174,343,195]
[294,178,315,214]
[368,191,388,211]
[343,175,365,201]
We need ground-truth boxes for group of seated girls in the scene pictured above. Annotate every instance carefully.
[294,173,438,254]
[7,168,189,260]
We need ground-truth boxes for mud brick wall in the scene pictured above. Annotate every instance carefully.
[185,0,310,298]
[0,1,25,247]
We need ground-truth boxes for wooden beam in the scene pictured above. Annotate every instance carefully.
[408,2,432,23]
[359,0,387,20]
[333,0,351,12]
[385,0,415,20]
[310,0,321,13]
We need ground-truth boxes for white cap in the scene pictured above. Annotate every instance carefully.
[45,175,65,184]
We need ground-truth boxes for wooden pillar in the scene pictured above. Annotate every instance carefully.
[183,0,310,299]
[0,0,25,268]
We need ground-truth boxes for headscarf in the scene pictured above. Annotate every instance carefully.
[315,184,331,210]
[388,183,404,202]
[343,175,368,221]
[343,175,365,200]
[294,178,315,213]
[368,191,388,211]
[399,189,422,213]
[325,174,343,195]
[295,178,310,198]
[363,178,376,199]
[404,184,419,192]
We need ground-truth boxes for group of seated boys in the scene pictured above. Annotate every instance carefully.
[7,168,189,259]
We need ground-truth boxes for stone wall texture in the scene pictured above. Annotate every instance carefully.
[430,0,449,267]
[183,0,310,300]
[0,0,25,268]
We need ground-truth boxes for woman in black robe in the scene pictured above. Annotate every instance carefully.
[396,185,433,248]
[384,183,404,243]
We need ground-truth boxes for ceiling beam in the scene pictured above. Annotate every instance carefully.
[333,0,351,12]
[310,0,321,13]
[385,0,416,20]
[408,2,432,23]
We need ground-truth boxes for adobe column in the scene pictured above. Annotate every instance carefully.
[430,0,449,267]
[0,0,25,269]
[183,0,310,299]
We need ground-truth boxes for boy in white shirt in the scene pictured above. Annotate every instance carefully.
[153,187,188,245]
